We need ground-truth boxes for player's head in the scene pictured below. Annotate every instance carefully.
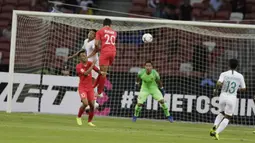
[78,50,88,63]
[88,29,96,40]
[229,59,238,70]
[103,18,112,27]
[144,60,153,72]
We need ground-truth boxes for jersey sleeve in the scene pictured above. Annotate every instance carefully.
[95,30,102,41]
[154,70,160,80]
[93,65,99,72]
[240,75,246,89]
[137,69,145,78]
[218,73,224,83]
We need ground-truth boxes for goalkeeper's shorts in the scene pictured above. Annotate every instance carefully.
[137,88,163,104]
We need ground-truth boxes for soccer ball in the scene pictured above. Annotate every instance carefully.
[142,33,153,43]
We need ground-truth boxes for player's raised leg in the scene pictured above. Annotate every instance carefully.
[151,88,173,122]
[133,90,149,122]
[96,65,108,95]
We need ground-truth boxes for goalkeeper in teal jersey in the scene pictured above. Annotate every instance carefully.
[132,61,173,122]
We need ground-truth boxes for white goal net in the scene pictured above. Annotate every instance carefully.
[2,10,255,125]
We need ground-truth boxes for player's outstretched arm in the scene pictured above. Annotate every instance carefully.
[156,79,163,89]
[68,49,84,60]
[88,39,100,58]
[80,63,96,76]
[157,79,165,95]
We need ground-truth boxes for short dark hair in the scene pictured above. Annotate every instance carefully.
[103,18,112,26]
[78,50,86,57]
[90,29,97,33]
[145,60,153,65]
[229,59,238,70]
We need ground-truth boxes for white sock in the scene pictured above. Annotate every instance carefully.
[216,118,229,134]
[213,113,224,127]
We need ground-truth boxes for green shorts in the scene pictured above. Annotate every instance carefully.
[137,88,163,104]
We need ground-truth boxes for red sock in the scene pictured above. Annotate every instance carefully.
[88,111,94,122]
[97,76,106,94]
[78,106,85,118]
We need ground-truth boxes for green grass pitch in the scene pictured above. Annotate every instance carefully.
[0,112,254,143]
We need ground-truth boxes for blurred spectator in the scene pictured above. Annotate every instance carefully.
[161,5,178,20]
[179,0,193,21]
[50,0,64,13]
[79,0,94,14]
[200,73,215,87]
[231,0,246,16]
[148,0,159,8]
[151,0,162,17]
[208,0,223,12]
[0,23,11,40]
[50,0,78,13]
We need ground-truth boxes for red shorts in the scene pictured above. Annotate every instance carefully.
[99,51,116,66]
[78,88,94,101]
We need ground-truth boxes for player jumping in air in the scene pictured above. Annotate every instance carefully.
[210,59,246,140]
[132,60,173,122]
[88,18,117,97]
[76,50,106,127]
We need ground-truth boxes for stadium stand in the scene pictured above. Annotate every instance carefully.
[0,0,255,76]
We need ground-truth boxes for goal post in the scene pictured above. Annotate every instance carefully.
[7,11,18,113]
[4,10,255,125]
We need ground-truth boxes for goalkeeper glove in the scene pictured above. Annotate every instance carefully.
[160,87,165,96]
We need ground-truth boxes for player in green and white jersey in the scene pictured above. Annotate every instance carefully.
[132,60,173,122]
[210,59,246,140]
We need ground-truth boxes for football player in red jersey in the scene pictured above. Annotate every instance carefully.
[76,50,105,126]
[88,18,117,96]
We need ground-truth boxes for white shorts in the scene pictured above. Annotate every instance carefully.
[219,93,237,116]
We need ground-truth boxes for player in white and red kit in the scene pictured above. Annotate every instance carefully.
[76,50,105,127]
[68,29,99,83]
[88,18,117,96]
[210,59,246,140]
[68,29,102,110]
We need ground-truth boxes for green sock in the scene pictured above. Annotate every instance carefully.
[161,103,170,117]
[134,104,142,117]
